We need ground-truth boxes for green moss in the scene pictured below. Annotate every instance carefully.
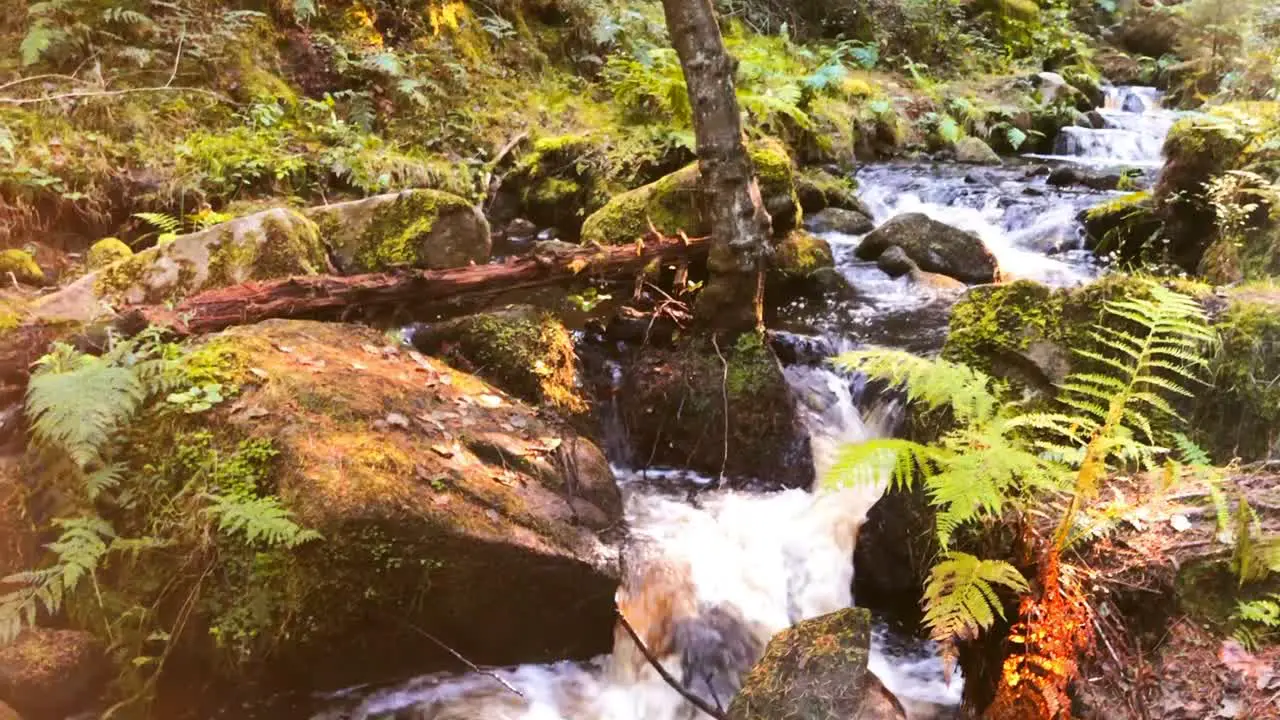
[1085,190,1152,221]
[348,190,474,272]
[726,333,778,397]
[1193,298,1280,461]
[86,237,134,270]
[579,164,702,245]
[530,176,583,205]
[0,249,44,286]
[94,247,159,300]
[774,230,834,279]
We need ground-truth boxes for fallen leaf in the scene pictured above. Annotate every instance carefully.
[430,444,455,458]
[484,509,500,521]
[439,374,453,385]
[249,367,270,379]
[477,394,503,408]
[432,495,451,506]
[351,361,368,371]
[508,415,528,428]
[275,344,294,354]
[1170,514,1192,532]
[385,413,411,429]
[361,343,381,355]
[1220,640,1272,682]
[1217,696,1242,718]
[534,437,562,453]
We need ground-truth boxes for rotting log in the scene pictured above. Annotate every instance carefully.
[0,235,710,405]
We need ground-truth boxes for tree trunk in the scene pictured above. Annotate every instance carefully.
[659,0,772,330]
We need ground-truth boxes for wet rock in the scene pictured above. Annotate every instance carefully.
[1086,110,1106,129]
[580,138,799,244]
[1047,166,1139,191]
[953,137,1001,165]
[805,207,874,235]
[728,608,905,720]
[617,334,813,488]
[857,213,998,284]
[0,629,107,718]
[1033,71,1069,103]
[505,217,537,240]
[1123,92,1149,114]
[175,319,622,691]
[408,305,586,415]
[605,306,678,346]
[774,230,835,280]
[0,251,43,287]
[30,208,328,323]
[306,189,490,274]
[1082,191,1164,261]
[876,246,914,278]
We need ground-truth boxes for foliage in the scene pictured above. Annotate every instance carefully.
[0,333,319,713]
[826,281,1214,677]
[1233,594,1280,650]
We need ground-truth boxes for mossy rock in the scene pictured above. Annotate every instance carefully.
[1155,103,1280,271]
[618,333,813,487]
[0,629,107,719]
[1193,296,1280,461]
[306,189,490,274]
[773,230,835,281]
[579,139,799,245]
[505,134,604,239]
[728,608,905,720]
[953,137,1002,165]
[85,237,134,270]
[0,250,43,287]
[30,208,327,323]
[794,167,867,215]
[1082,191,1166,265]
[408,305,586,415]
[142,320,622,694]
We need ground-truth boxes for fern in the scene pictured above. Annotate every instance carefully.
[203,493,321,549]
[922,552,1028,646]
[1233,594,1280,650]
[832,349,999,423]
[26,344,147,469]
[0,516,114,644]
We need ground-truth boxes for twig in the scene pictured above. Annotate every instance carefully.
[397,619,526,698]
[712,333,730,487]
[482,130,529,210]
[0,74,90,92]
[616,610,728,720]
[165,28,186,88]
[0,86,231,106]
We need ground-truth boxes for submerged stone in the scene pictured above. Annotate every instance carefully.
[728,607,905,720]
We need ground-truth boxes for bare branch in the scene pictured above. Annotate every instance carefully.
[0,86,231,106]
[616,609,728,720]
[397,620,526,699]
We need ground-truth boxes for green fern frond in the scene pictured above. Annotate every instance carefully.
[26,344,147,468]
[1232,594,1280,650]
[832,349,999,423]
[83,463,125,501]
[0,516,115,644]
[132,212,181,234]
[823,438,935,491]
[203,493,321,549]
[922,552,1028,646]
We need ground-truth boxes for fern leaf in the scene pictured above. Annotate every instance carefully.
[83,463,125,501]
[832,349,998,423]
[203,493,320,548]
[923,552,1028,646]
[26,344,146,468]
[824,438,934,491]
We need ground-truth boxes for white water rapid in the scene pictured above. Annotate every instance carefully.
[301,86,1176,720]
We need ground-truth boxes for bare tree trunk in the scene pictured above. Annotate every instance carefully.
[660,0,772,330]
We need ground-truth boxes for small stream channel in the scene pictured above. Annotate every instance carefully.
[294,86,1177,720]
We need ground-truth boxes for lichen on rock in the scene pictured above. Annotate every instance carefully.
[0,250,43,287]
[305,188,490,274]
[85,237,133,270]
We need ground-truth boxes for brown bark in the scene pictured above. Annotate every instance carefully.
[659,0,772,330]
[0,235,711,406]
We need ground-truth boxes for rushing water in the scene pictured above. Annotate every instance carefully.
[298,86,1176,720]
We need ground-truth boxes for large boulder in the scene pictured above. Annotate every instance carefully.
[81,319,622,699]
[727,608,905,720]
[407,305,587,415]
[0,629,108,718]
[616,333,813,488]
[1081,191,1165,263]
[857,213,998,284]
[953,137,1001,165]
[29,208,328,323]
[579,139,800,245]
[305,189,490,273]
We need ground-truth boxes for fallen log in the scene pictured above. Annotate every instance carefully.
[0,235,710,404]
[130,234,711,335]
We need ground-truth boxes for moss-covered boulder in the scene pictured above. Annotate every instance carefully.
[155,319,622,692]
[0,251,43,287]
[773,230,835,281]
[942,278,1280,462]
[30,208,328,323]
[953,137,1001,165]
[408,305,586,415]
[0,629,107,719]
[794,167,867,215]
[806,207,875,235]
[1197,221,1280,284]
[579,139,800,245]
[617,333,812,487]
[727,608,906,720]
[857,213,998,284]
[306,189,490,274]
[85,237,133,270]
[1082,191,1165,264]
[1154,103,1280,271]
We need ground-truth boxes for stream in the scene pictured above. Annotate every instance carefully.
[297,85,1176,720]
